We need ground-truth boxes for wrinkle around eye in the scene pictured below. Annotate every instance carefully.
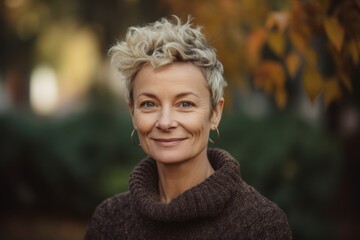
[175,101,197,111]
[179,101,194,108]
[138,100,158,110]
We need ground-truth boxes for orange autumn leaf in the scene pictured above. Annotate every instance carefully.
[265,13,277,30]
[303,65,324,102]
[219,0,238,17]
[324,78,342,107]
[247,29,267,68]
[286,51,302,78]
[254,60,285,94]
[324,16,345,52]
[288,29,308,53]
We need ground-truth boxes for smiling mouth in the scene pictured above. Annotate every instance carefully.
[152,138,187,142]
[151,137,187,146]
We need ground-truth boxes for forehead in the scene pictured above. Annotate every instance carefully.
[133,62,210,98]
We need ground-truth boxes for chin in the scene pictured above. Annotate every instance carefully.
[149,149,192,165]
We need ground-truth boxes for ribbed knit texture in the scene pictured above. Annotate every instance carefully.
[84,148,292,240]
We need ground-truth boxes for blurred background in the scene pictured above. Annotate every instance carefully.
[0,0,359,239]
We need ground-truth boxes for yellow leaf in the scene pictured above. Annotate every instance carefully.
[324,78,342,107]
[303,65,324,102]
[267,31,286,56]
[254,60,285,94]
[254,61,287,108]
[246,29,267,68]
[324,16,345,52]
[286,52,302,78]
[289,29,307,53]
[339,71,353,92]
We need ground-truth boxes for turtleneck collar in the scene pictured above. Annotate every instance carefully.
[128,148,242,222]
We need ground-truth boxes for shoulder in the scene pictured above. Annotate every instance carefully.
[84,192,131,239]
[98,191,131,212]
[232,181,292,239]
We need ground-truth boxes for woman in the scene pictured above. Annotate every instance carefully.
[85,16,292,240]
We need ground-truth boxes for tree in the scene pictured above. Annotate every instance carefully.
[161,0,360,109]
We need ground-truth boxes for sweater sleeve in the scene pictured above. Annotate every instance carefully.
[241,185,292,240]
[255,206,292,240]
[84,192,131,240]
[246,197,293,240]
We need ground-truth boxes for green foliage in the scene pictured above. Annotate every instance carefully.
[217,113,342,240]
[0,86,143,216]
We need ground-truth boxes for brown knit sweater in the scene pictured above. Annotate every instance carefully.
[84,148,292,239]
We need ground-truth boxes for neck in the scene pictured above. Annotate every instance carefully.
[156,151,215,203]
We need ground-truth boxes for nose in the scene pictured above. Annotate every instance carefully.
[156,107,177,131]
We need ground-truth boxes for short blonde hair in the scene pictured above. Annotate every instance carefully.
[110,15,226,108]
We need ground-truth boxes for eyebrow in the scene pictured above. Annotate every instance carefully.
[136,92,201,100]
[175,92,201,99]
[135,92,158,100]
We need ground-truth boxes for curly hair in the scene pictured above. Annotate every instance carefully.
[110,15,227,108]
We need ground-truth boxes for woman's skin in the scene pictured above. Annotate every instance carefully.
[130,62,224,203]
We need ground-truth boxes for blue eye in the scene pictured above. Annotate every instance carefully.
[141,101,156,108]
[179,101,194,108]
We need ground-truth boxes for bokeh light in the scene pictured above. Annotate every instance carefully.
[30,65,58,115]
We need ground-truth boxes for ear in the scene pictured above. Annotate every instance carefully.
[128,101,133,113]
[210,97,224,129]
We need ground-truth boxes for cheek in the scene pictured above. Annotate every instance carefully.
[133,113,154,133]
[182,113,211,134]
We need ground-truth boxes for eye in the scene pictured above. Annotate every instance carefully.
[178,101,194,108]
[140,101,156,108]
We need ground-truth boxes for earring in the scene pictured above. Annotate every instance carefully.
[131,129,141,146]
[209,126,220,144]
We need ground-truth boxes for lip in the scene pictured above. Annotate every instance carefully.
[151,137,187,146]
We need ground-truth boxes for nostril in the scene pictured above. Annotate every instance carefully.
[156,116,178,131]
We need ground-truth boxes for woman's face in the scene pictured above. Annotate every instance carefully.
[131,62,224,165]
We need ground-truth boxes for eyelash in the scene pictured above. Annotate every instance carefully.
[178,101,194,108]
[140,101,156,108]
[138,100,195,109]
